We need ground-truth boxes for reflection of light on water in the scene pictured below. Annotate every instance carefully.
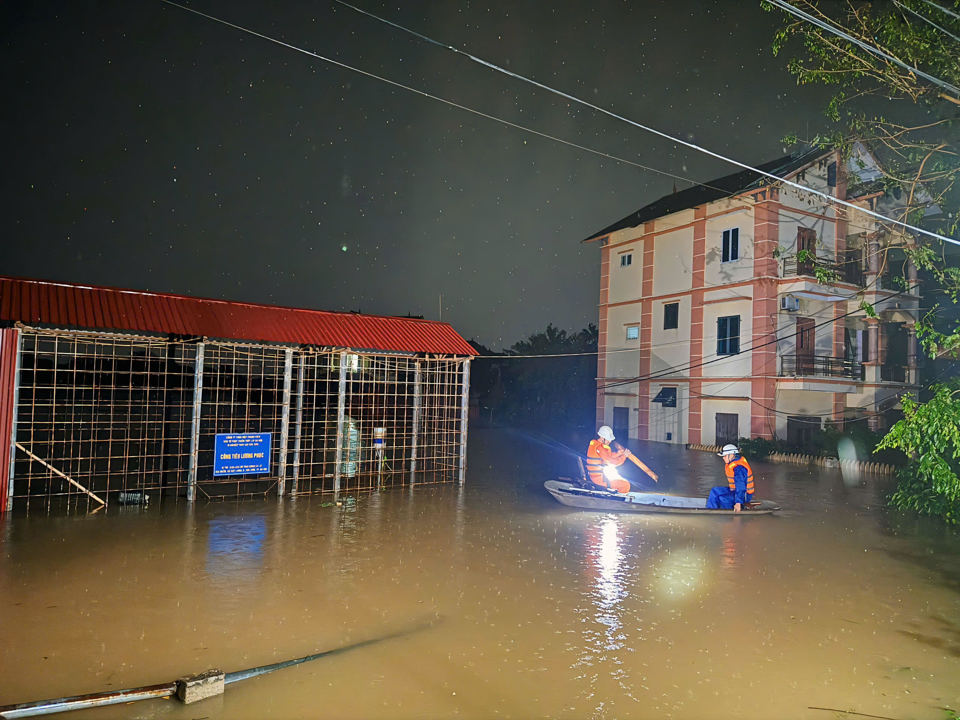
[838,436,862,487]
[206,515,267,576]
[653,547,707,600]
[581,516,627,655]
[595,516,624,606]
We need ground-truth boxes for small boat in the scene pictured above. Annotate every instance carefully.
[544,479,781,515]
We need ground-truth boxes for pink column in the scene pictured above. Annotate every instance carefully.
[751,198,779,439]
[637,223,656,441]
[689,208,707,444]
[596,241,611,427]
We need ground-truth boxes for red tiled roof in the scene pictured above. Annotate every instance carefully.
[0,277,475,356]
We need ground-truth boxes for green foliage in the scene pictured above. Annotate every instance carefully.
[770,0,960,367]
[738,424,903,464]
[877,384,960,524]
[737,436,777,459]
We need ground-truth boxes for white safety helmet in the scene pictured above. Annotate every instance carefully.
[718,443,740,457]
[598,425,615,442]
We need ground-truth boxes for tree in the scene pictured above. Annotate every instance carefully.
[471,323,598,433]
[768,0,960,521]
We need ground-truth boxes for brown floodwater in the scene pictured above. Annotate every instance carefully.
[1,428,959,719]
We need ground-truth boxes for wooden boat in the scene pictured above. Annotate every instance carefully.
[544,479,781,515]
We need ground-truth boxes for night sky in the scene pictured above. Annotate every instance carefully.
[2,1,830,349]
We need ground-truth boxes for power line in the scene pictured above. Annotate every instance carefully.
[599,283,916,391]
[334,0,960,249]
[767,0,960,96]
[894,0,960,43]
[918,0,960,21]
[157,1,746,197]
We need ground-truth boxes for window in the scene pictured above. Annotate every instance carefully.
[652,387,677,407]
[827,162,837,187]
[717,315,740,355]
[797,227,816,275]
[620,253,632,267]
[722,228,739,262]
[663,302,679,330]
[626,326,639,340]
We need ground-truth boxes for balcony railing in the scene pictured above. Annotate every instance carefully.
[780,354,864,380]
[782,252,864,286]
[880,364,907,382]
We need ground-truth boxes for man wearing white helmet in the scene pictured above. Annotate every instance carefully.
[585,425,658,493]
[706,444,755,511]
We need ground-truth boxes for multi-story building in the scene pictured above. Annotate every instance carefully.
[584,147,921,447]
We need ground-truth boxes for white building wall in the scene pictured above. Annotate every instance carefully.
[701,298,753,378]
[775,390,834,438]
[605,304,642,379]
[650,295,691,375]
[705,207,755,287]
[653,208,695,234]
[607,238,643,305]
[648,382,687,444]
[700,397,751,446]
[652,226,693,296]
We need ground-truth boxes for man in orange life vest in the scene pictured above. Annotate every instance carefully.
[585,425,658,493]
[707,444,754,511]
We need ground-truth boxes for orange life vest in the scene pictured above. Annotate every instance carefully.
[725,456,754,496]
[585,439,624,486]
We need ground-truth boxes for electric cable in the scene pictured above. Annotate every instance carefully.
[333,0,960,248]
[893,0,960,43]
[599,282,916,390]
[919,0,960,20]
[767,0,960,97]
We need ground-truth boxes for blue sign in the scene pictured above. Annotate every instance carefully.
[214,433,271,476]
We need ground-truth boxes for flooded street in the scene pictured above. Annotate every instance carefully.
[2,428,959,719]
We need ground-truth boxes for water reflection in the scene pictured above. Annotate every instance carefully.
[652,544,707,599]
[1,430,959,720]
[206,514,267,576]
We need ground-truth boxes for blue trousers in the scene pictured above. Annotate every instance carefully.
[706,486,752,509]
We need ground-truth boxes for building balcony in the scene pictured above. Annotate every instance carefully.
[880,364,907,383]
[779,354,864,380]
[781,252,864,287]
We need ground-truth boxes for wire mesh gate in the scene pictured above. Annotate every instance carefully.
[6,329,470,513]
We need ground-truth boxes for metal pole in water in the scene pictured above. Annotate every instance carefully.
[0,618,441,719]
[410,360,421,485]
[458,358,470,486]
[333,351,347,494]
[291,353,305,495]
[186,341,205,503]
[277,348,293,497]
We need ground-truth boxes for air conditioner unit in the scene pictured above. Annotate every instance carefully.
[780,295,800,312]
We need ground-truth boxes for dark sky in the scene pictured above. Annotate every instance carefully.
[1,1,829,349]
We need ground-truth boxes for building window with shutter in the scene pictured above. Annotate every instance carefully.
[626,326,639,340]
[717,315,740,355]
[663,302,679,330]
[620,253,632,267]
[722,228,739,263]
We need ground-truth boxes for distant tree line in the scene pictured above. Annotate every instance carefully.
[470,323,597,435]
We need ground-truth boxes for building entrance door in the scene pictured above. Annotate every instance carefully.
[715,412,739,447]
[612,406,630,444]
[796,317,815,375]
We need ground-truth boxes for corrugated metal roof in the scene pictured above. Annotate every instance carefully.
[0,276,475,356]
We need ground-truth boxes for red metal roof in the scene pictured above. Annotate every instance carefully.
[0,277,475,356]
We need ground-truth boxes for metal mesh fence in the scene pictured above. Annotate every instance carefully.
[7,329,469,513]
[11,330,196,513]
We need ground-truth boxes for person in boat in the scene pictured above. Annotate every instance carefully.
[585,425,658,493]
[706,444,754,512]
